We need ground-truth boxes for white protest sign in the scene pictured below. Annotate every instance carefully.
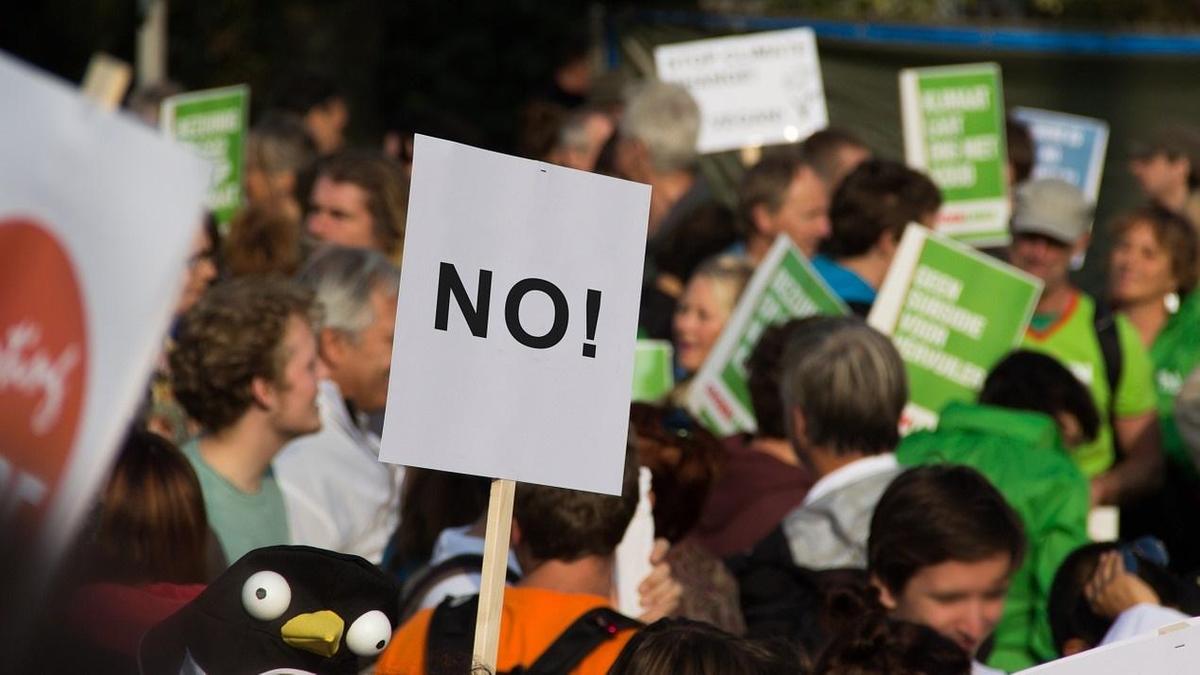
[0,52,208,619]
[380,135,650,496]
[1018,616,1200,674]
[655,27,828,154]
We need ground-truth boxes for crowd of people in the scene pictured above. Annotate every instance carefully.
[28,36,1200,675]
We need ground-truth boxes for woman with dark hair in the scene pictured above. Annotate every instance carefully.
[868,465,1025,675]
[608,618,786,675]
[814,614,971,675]
[1107,204,1200,572]
[49,429,218,671]
[629,404,744,635]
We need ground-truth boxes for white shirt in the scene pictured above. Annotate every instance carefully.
[972,660,1004,675]
[802,453,899,507]
[1101,603,1190,645]
[275,380,404,563]
[417,525,522,611]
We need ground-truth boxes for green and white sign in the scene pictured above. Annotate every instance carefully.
[686,236,847,436]
[161,85,249,226]
[632,340,675,403]
[900,63,1009,247]
[869,225,1041,431]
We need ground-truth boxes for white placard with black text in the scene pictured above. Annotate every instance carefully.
[379,135,650,496]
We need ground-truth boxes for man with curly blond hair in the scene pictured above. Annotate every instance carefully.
[170,276,323,564]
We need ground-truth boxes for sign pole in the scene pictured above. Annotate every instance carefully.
[472,478,516,671]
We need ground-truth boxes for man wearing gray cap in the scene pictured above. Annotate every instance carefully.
[1010,178,1163,507]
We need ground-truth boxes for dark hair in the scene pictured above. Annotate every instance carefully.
[1047,541,1200,654]
[747,318,817,439]
[652,204,741,284]
[1108,203,1200,296]
[390,469,492,571]
[781,317,908,456]
[88,430,208,584]
[821,159,942,259]
[224,204,304,278]
[272,69,345,116]
[868,465,1025,597]
[737,154,807,237]
[609,618,785,675]
[802,127,870,188]
[628,404,726,543]
[513,441,639,562]
[1006,116,1035,185]
[313,150,409,260]
[980,350,1101,444]
[170,276,317,432]
[517,99,568,161]
[814,614,971,675]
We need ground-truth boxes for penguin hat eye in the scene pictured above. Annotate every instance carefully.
[241,570,292,621]
[345,610,393,656]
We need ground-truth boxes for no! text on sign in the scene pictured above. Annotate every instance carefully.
[379,135,650,496]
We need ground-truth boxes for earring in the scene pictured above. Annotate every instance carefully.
[1165,292,1181,314]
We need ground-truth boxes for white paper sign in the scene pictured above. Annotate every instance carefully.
[655,28,828,154]
[0,52,208,611]
[1018,617,1200,674]
[380,135,650,496]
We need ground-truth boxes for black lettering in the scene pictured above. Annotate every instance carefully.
[505,278,568,349]
[434,263,491,337]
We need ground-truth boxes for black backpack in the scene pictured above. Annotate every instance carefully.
[424,594,640,675]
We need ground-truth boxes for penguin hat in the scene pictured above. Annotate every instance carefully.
[140,545,400,674]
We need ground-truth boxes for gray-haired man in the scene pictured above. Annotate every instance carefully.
[274,245,404,563]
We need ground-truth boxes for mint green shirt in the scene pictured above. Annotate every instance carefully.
[898,402,1090,672]
[183,439,290,564]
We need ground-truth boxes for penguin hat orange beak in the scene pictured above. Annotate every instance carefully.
[280,610,345,658]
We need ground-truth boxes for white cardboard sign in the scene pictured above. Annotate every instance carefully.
[0,52,208,603]
[655,27,828,154]
[379,135,650,496]
[1018,616,1200,674]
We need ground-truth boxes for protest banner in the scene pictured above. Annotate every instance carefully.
[380,134,649,669]
[900,63,1010,247]
[1011,107,1109,204]
[655,27,828,154]
[869,225,1042,431]
[1017,616,1200,674]
[686,236,847,436]
[0,52,208,644]
[161,84,249,227]
[632,339,674,402]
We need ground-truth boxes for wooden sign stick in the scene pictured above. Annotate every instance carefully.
[80,53,132,111]
[472,478,516,671]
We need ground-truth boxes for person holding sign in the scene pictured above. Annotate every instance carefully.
[376,444,645,674]
[813,160,942,316]
[169,277,324,564]
[1010,179,1163,507]
[735,153,830,264]
[869,465,1025,675]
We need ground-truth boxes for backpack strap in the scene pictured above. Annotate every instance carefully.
[400,553,521,622]
[1093,299,1124,455]
[522,607,641,674]
[424,594,640,675]
[425,594,479,675]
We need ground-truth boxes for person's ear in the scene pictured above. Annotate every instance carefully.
[751,203,777,237]
[871,574,898,610]
[1062,637,1090,657]
[509,518,522,548]
[1071,233,1092,262]
[250,375,277,412]
[319,327,349,368]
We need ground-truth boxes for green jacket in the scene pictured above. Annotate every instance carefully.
[1149,291,1200,482]
[897,402,1090,673]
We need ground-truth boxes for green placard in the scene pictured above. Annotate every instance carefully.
[687,236,847,436]
[631,340,674,403]
[161,85,249,227]
[869,226,1041,430]
[900,63,1009,247]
